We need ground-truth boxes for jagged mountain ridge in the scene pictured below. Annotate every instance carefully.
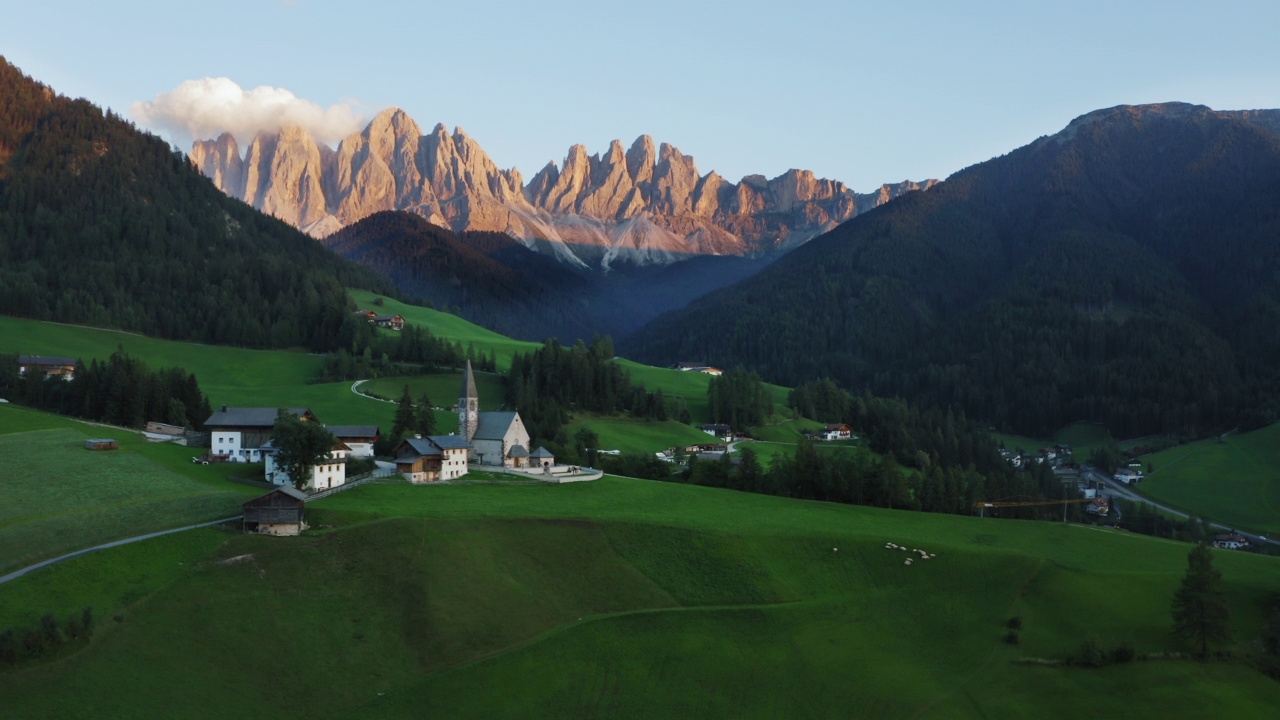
[191,108,935,269]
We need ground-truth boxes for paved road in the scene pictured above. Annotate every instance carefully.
[0,516,243,586]
[1083,466,1276,548]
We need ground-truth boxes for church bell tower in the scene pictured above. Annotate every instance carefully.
[460,359,479,445]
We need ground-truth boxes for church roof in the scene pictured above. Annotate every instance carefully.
[474,411,520,441]
[460,359,478,401]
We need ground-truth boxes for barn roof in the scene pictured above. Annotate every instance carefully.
[326,425,380,439]
[399,435,471,457]
[18,355,78,365]
[428,434,471,450]
[205,407,311,428]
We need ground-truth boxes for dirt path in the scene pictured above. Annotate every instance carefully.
[0,516,243,586]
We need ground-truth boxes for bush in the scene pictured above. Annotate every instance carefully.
[1006,616,1023,630]
[1109,641,1136,664]
[1069,638,1108,667]
[1003,630,1020,645]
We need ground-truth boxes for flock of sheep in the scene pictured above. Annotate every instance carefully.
[885,542,936,565]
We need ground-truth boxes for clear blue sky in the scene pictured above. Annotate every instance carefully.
[3,0,1277,190]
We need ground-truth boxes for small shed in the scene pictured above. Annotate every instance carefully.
[84,438,118,451]
[530,446,555,470]
[242,486,308,536]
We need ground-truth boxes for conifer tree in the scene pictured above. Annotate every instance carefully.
[416,392,436,437]
[1171,542,1230,658]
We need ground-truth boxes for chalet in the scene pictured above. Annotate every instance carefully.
[242,486,308,536]
[395,435,471,483]
[374,314,405,331]
[353,309,378,322]
[819,424,853,441]
[262,437,351,492]
[1085,498,1110,516]
[326,425,380,459]
[17,355,78,381]
[84,438,118,451]
[1213,533,1249,550]
[204,406,317,463]
[698,423,733,439]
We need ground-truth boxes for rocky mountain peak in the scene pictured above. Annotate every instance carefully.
[191,108,934,269]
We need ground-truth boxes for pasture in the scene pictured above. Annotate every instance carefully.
[0,477,1278,718]
[0,406,255,574]
[1139,423,1280,537]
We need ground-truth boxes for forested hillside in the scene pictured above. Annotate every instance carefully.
[322,210,774,342]
[0,58,395,350]
[626,104,1280,437]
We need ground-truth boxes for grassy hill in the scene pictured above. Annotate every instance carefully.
[1,478,1278,718]
[1139,423,1280,537]
[0,405,256,574]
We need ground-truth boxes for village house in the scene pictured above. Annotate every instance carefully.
[818,424,853,441]
[1213,533,1250,550]
[242,486,308,536]
[204,406,317,463]
[395,435,471,483]
[327,425,380,459]
[262,436,350,492]
[698,423,733,439]
[1113,468,1142,484]
[458,360,532,468]
[353,309,378,322]
[374,314,405,331]
[17,355,78,381]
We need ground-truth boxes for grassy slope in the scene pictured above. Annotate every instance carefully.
[0,479,1277,718]
[0,405,256,573]
[565,416,713,454]
[1139,423,1280,536]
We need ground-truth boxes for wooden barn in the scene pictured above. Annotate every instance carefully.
[84,438,118,451]
[242,486,308,536]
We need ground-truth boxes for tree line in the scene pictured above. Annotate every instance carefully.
[0,350,211,429]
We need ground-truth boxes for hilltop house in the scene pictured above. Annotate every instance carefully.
[262,437,351,492]
[698,423,733,439]
[674,361,722,376]
[458,360,532,467]
[374,314,405,331]
[818,424,853,441]
[204,406,317,463]
[17,355,78,381]
[395,435,471,483]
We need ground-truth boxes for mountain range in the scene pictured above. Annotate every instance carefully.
[191,108,935,269]
[624,103,1280,437]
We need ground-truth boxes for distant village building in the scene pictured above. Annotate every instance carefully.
[818,424,853,441]
[327,425,380,459]
[698,423,733,439]
[374,314,405,331]
[674,361,723,376]
[17,355,78,381]
[395,435,471,483]
[1113,468,1142,484]
[242,486,308,536]
[459,360,531,467]
[204,406,316,463]
[1213,533,1249,550]
[83,438,118,451]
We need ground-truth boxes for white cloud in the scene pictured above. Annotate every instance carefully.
[131,77,365,149]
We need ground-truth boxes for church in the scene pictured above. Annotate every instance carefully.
[459,360,533,468]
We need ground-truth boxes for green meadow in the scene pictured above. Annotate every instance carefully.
[1,478,1278,718]
[1139,423,1280,537]
[565,416,713,455]
[0,405,256,574]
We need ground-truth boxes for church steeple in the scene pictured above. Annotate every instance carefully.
[460,359,479,444]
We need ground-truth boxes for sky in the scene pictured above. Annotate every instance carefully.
[3,0,1278,190]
